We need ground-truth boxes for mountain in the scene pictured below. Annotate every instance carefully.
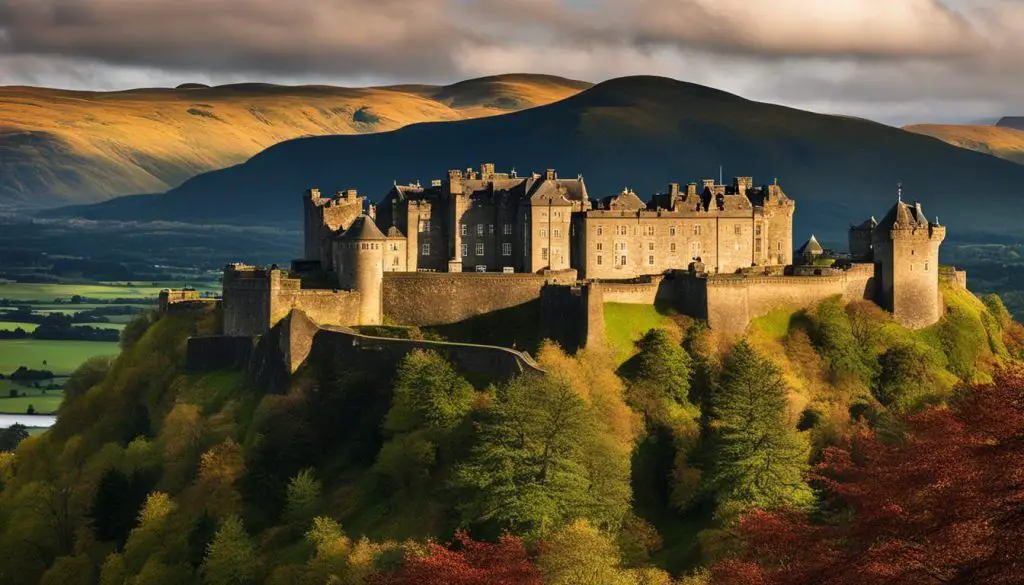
[63,76,1024,243]
[0,74,590,207]
[997,117,1024,130]
[904,124,1024,166]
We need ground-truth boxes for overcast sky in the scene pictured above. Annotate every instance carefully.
[0,0,1021,124]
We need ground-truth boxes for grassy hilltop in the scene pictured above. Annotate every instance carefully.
[0,283,1022,584]
[0,74,590,207]
[905,123,1024,166]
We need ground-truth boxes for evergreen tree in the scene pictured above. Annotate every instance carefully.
[634,329,693,407]
[453,373,594,536]
[201,515,256,585]
[708,341,813,519]
[385,350,475,434]
[283,468,322,532]
[812,298,876,385]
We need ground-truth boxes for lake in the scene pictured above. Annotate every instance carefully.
[0,413,56,428]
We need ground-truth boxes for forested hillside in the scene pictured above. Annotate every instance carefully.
[1,283,1022,584]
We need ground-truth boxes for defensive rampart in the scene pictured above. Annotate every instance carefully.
[382,269,578,326]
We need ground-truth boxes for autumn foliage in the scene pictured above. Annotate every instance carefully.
[370,531,542,585]
[713,366,1024,585]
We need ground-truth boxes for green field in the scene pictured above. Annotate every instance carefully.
[0,281,216,302]
[0,391,64,414]
[72,322,127,331]
[0,322,37,332]
[0,339,119,376]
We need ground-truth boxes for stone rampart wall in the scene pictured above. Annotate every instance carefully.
[599,276,663,305]
[271,288,362,330]
[186,335,258,373]
[382,270,577,326]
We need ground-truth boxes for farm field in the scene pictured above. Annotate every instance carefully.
[0,339,120,376]
[0,281,219,302]
[0,322,37,332]
[0,391,64,415]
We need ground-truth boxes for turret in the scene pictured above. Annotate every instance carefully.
[848,216,877,262]
[335,216,386,325]
[872,199,945,329]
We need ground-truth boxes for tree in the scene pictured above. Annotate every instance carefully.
[537,519,632,585]
[201,515,256,585]
[385,350,475,435]
[633,329,693,407]
[26,404,36,415]
[873,344,943,412]
[283,468,321,532]
[371,531,542,585]
[454,373,595,536]
[708,342,812,518]
[0,423,29,452]
[939,307,988,381]
[62,355,114,408]
[712,367,1024,585]
[811,298,875,385]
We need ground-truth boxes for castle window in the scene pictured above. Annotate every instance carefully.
[648,255,655,265]
[777,242,782,251]
[392,257,399,267]
[644,226,655,236]
[616,242,627,251]
[734,225,742,236]
[755,239,762,253]
[755,225,762,236]
[617,225,627,236]
[620,255,627,266]
[670,226,677,237]
[461,243,468,257]
[421,243,430,256]
[540,228,548,237]
[597,255,603,266]
[502,243,512,256]
[503,223,513,235]
[475,243,485,256]
[461,224,467,236]
[542,248,549,261]
[648,242,655,251]
[419,220,431,233]
[911,249,915,256]
[553,228,562,238]
[597,226,604,236]
[477,224,484,236]
[693,225,702,236]
[670,243,677,253]
[597,243,603,251]
[925,262,929,271]
[489,224,494,235]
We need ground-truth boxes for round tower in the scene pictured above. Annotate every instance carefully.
[872,200,945,330]
[335,215,386,325]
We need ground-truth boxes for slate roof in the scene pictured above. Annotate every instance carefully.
[340,215,386,240]
[600,189,646,211]
[877,201,930,230]
[851,216,878,230]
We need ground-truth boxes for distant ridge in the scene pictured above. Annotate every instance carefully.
[0,73,590,207]
[905,123,1024,166]
[61,75,1024,242]
[997,117,1024,131]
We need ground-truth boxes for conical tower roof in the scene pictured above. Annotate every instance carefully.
[797,234,824,255]
[340,215,386,241]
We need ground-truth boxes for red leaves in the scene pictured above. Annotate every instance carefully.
[713,367,1024,585]
[370,531,542,585]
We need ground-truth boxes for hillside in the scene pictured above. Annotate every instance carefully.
[0,280,1021,584]
[0,74,590,207]
[997,117,1024,130]
[64,76,1024,242]
[904,123,1024,165]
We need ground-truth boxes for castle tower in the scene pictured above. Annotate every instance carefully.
[848,216,877,262]
[335,216,386,325]
[872,200,945,329]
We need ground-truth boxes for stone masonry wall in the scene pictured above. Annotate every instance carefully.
[382,269,577,326]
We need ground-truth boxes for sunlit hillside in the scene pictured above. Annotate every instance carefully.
[904,123,1024,165]
[0,74,590,206]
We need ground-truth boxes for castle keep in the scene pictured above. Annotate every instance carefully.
[217,163,963,346]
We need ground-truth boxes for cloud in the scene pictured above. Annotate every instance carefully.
[0,0,1021,123]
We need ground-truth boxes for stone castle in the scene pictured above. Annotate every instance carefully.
[218,163,963,351]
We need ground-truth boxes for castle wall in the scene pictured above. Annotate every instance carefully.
[600,276,663,305]
[382,269,578,326]
[270,284,364,329]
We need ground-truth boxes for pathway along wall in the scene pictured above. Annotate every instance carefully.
[382,270,577,326]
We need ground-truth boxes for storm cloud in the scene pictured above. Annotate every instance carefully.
[0,0,1021,123]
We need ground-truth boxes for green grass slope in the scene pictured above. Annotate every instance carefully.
[0,74,590,207]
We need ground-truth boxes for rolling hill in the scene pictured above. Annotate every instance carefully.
[0,74,590,207]
[63,76,1024,244]
[904,123,1024,165]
